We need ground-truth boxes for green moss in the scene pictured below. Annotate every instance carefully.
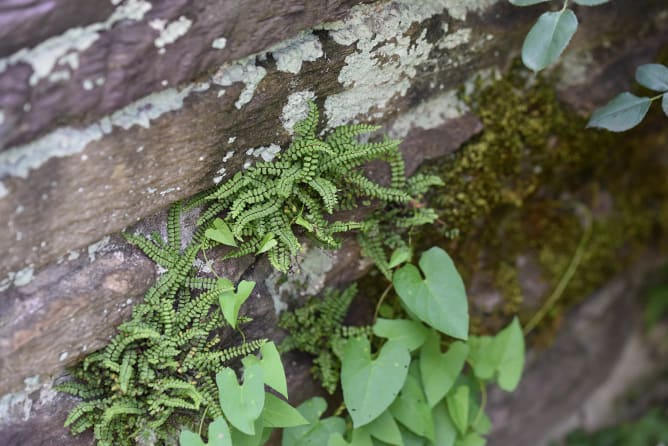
[419,67,668,339]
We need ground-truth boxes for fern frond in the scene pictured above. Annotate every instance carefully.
[293,101,319,138]
[168,201,182,248]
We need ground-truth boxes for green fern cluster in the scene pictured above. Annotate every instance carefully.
[58,202,266,446]
[197,101,412,272]
[358,173,444,279]
[278,284,371,394]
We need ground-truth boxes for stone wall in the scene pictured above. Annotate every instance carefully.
[1,1,668,445]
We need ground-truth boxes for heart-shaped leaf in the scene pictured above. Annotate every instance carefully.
[261,393,308,428]
[521,9,578,72]
[393,247,468,340]
[242,341,288,397]
[373,318,429,351]
[388,246,412,269]
[389,371,434,441]
[180,417,232,446]
[205,218,237,247]
[282,398,346,446]
[341,337,411,428]
[365,410,403,445]
[216,365,265,435]
[217,279,255,328]
[420,331,469,407]
[587,92,652,132]
[446,385,469,436]
[468,317,525,391]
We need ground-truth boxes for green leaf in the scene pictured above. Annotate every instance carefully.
[230,421,269,446]
[205,218,237,247]
[644,285,668,328]
[282,398,346,446]
[454,433,486,446]
[420,331,469,407]
[390,372,434,441]
[216,365,265,435]
[218,279,255,328]
[327,429,373,446]
[446,385,469,435]
[389,247,412,269]
[257,232,277,254]
[262,393,309,428]
[365,410,403,445]
[468,317,525,391]
[373,318,429,351]
[432,402,457,446]
[242,341,288,398]
[295,215,314,232]
[180,430,205,446]
[587,92,652,132]
[508,0,550,5]
[521,9,578,72]
[572,0,611,5]
[636,64,668,92]
[393,247,469,340]
[341,337,411,427]
[180,417,233,446]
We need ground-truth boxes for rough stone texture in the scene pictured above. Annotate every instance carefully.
[0,0,367,149]
[1,0,668,445]
[487,254,668,446]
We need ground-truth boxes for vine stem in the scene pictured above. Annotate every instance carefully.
[472,379,487,428]
[523,203,592,335]
[198,406,208,437]
[373,282,394,324]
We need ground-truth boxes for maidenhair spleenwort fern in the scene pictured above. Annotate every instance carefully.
[58,201,266,446]
[198,101,420,272]
[278,284,372,394]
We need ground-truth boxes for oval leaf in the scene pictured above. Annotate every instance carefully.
[341,337,411,428]
[521,9,578,72]
[216,365,265,435]
[636,64,668,92]
[393,247,469,340]
[445,385,469,436]
[587,92,651,132]
[509,0,550,5]
[572,0,611,4]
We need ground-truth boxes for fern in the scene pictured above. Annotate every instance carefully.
[58,202,265,446]
[201,101,414,272]
[278,284,371,394]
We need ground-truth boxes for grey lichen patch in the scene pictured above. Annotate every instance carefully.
[212,37,228,49]
[0,84,205,183]
[212,59,267,109]
[268,31,323,74]
[0,0,152,86]
[438,27,473,50]
[13,266,34,287]
[87,236,111,263]
[0,375,58,424]
[265,247,335,314]
[390,89,468,138]
[150,16,193,54]
[248,144,282,162]
[320,0,495,128]
[281,91,316,134]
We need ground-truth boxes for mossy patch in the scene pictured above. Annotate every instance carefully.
[416,65,668,342]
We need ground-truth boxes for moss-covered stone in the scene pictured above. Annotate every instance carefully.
[417,66,668,341]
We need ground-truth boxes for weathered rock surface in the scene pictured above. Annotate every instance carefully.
[1,0,668,445]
